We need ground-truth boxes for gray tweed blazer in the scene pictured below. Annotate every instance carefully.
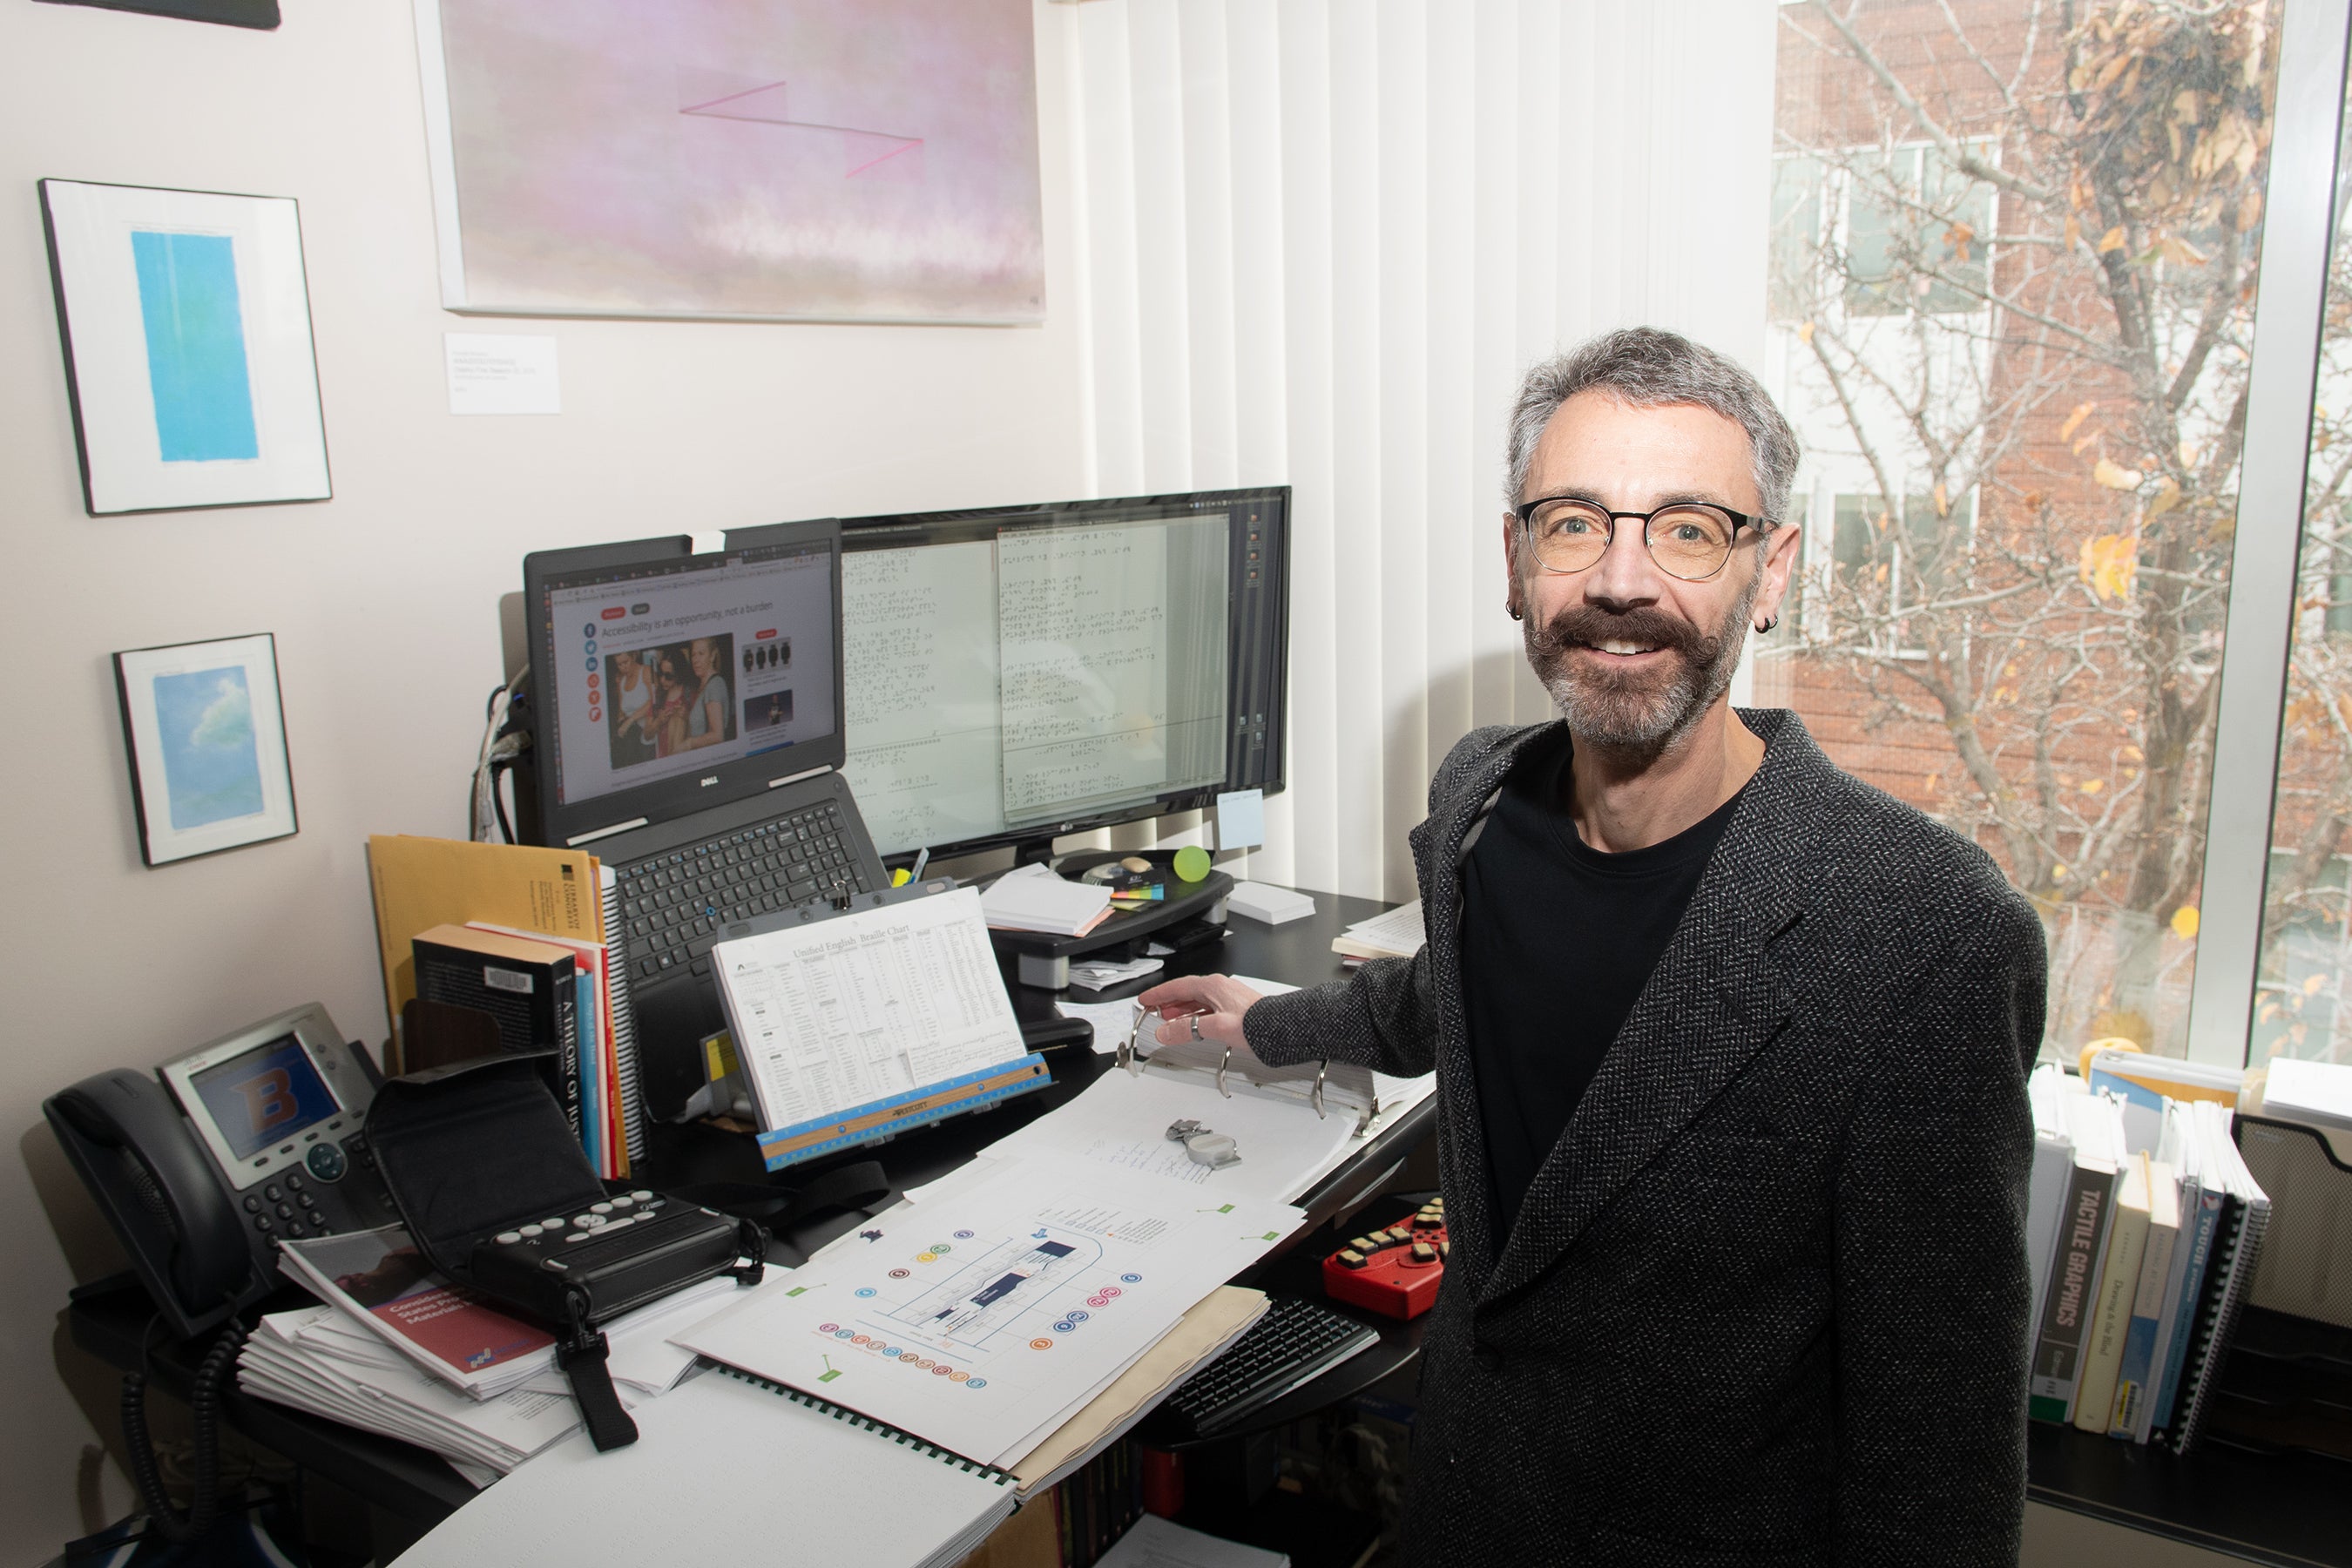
[1247,710,2044,1566]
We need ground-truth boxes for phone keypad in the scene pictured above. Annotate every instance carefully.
[245,1146,351,1246]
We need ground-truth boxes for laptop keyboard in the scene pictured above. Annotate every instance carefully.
[617,800,870,981]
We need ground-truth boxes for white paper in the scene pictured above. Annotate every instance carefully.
[1061,996,1144,1053]
[1227,882,1313,924]
[1068,956,1163,990]
[712,887,1028,1135]
[445,333,561,415]
[244,1307,578,1470]
[2265,1058,2352,1127]
[1338,900,1426,956]
[392,1369,1016,1568]
[839,540,1009,858]
[981,1070,1361,1205]
[1100,1514,1289,1568]
[1214,789,1267,850]
[982,866,1112,935]
[677,1153,1301,1467]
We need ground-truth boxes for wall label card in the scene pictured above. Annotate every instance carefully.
[445,333,560,416]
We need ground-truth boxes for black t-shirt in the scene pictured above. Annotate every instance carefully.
[1459,727,1743,1241]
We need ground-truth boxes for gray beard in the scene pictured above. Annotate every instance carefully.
[1524,571,1761,754]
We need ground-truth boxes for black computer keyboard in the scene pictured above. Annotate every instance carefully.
[1162,1294,1381,1439]
[617,800,870,981]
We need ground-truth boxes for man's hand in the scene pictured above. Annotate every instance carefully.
[1136,974,1264,1052]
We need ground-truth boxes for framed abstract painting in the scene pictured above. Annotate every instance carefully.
[41,179,330,516]
[113,633,298,866]
[413,0,1044,323]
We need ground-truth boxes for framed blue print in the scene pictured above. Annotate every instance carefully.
[41,180,330,516]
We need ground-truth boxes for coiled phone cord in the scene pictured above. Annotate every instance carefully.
[121,1315,248,1544]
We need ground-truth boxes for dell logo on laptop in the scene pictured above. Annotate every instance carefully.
[701,775,719,787]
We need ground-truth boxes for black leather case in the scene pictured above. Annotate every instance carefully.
[363,1053,608,1284]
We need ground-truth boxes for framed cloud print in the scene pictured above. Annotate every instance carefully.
[113,633,298,866]
[41,179,330,516]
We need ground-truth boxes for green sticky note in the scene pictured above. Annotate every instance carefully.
[1173,845,1213,882]
[819,1369,843,1382]
[787,1286,808,1297]
[1219,1204,1235,1213]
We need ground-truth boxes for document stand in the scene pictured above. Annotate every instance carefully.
[708,876,1055,1171]
[990,849,1234,990]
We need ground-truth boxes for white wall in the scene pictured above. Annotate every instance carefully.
[0,2,1089,1553]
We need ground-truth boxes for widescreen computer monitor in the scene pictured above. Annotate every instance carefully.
[522,517,845,848]
[837,486,1288,861]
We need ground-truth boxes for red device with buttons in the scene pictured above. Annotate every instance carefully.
[1321,1200,1449,1319]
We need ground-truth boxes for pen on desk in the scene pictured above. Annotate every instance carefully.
[911,847,930,882]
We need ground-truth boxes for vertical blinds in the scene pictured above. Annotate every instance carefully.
[1060,0,1775,900]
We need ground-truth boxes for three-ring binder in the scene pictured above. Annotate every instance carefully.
[1120,1003,1376,1131]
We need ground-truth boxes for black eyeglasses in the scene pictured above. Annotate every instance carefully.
[1514,496,1767,582]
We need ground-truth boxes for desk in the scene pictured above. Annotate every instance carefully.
[91,879,2336,1568]
[64,883,1427,1560]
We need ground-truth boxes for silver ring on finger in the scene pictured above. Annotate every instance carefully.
[1189,1014,1203,1042]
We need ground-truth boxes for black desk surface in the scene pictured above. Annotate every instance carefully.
[68,883,1422,1538]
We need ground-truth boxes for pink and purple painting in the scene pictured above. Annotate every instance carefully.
[422,0,1043,321]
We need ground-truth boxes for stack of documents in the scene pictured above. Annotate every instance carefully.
[248,1224,748,1480]
[275,1224,558,1399]
[2263,1057,2352,1132]
[1226,882,1315,926]
[981,863,1113,936]
[1331,900,1424,961]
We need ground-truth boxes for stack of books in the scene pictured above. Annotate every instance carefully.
[2024,1062,2271,1450]
[368,835,643,1179]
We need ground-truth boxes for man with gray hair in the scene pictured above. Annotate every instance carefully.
[1143,326,2043,1565]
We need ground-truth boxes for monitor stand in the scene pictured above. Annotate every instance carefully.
[989,848,1233,991]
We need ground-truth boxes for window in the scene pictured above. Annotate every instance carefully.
[1842,145,1996,317]
[1765,0,2281,1061]
[2255,78,2352,1068]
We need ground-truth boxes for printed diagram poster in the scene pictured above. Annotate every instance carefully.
[678,1155,1301,1466]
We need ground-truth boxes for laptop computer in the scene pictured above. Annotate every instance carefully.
[521,519,889,1119]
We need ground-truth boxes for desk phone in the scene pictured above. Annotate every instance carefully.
[48,1003,401,1339]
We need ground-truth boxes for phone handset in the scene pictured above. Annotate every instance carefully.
[48,1070,265,1339]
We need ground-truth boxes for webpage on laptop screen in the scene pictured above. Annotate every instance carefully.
[546,548,836,809]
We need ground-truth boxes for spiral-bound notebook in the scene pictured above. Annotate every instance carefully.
[597,865,646,1167]
[393,1365,1015,1568]
[2163,1101,2273,1452]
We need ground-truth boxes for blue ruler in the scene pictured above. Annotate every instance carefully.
[756,1054,1052,1172]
